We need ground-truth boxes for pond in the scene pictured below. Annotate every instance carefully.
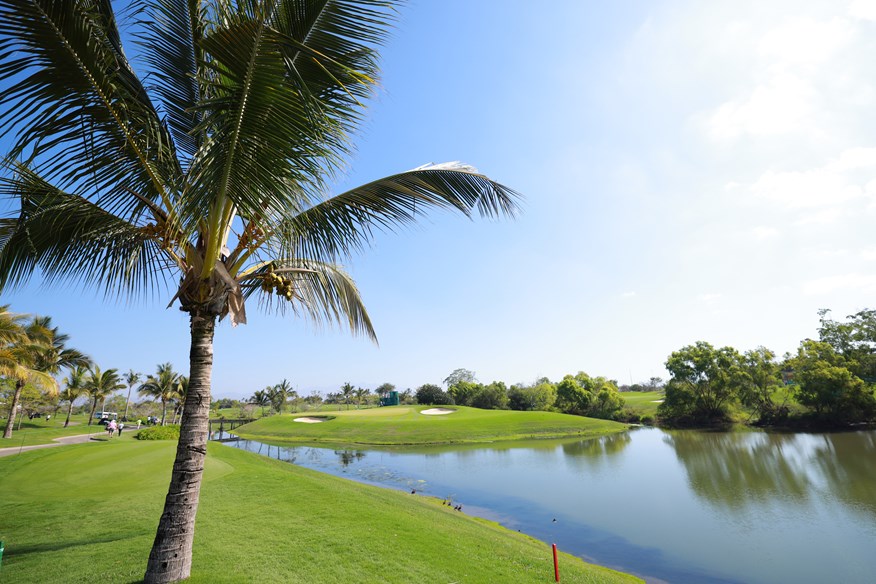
[215,428,876,584]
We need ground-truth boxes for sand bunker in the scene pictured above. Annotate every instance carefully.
[293,416,327,423]
[420,408,456,415]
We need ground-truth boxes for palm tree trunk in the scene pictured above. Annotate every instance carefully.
[3,380,24,439]
[65,399,75,427]
[88,396,98,425]
[144,314,215,583]
[123,385,133,421]
[160,398,167,426]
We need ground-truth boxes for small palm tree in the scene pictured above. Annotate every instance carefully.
[139,364,181,426]
[354,387,369,408]
[123,370,142,422]
[85,366,125,425]
[61,366,87,427]
[340,382,355,410]
[171,376,189,425]
[250,389,270,417]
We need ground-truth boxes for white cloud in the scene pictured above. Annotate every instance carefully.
[621,291,637,298]
[746,148,876,210]
[706,74,815,140]
[803,273,876,295]
[757,17,853,67]
[750,226,780,240]
[698,293,723,304]
[849,0,876,21]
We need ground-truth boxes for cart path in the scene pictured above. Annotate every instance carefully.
[0,432,98,458]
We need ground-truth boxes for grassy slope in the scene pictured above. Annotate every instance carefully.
[0,439,640,584]
[234,405,630,446]
[620,391,664,416]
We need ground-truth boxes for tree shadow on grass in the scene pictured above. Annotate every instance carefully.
[8,530,147,556]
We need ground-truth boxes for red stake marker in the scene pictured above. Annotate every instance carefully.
[552,543,560,582]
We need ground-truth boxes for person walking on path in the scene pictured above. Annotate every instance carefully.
[117,422,124,436]
[107,419,117,438]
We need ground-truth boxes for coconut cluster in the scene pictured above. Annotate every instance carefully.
[261,270,294,300]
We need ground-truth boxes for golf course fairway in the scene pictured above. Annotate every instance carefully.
[0,437,641,583]
[234,405,630,446]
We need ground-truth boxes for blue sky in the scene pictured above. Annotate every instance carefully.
[5,0,876,398]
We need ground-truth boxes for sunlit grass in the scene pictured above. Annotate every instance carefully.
[0,438,641,583]
[235,405,630,446]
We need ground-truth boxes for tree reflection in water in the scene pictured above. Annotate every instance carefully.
[665,430,876,518]
[334,449,367,467]
[561,432,632,471]
[810,431,876,520]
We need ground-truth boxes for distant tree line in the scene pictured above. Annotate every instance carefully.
[658,309,876,427]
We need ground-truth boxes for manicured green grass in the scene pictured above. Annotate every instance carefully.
[0,438,641,583]
[0,413,109,447]
[235,405,630,446]
[620,391,664,416]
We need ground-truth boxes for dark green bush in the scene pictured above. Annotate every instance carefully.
[135,425,181,440]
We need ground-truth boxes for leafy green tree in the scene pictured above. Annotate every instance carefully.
[791,340,876,422]
[443,368,477,387]
[0,3,518,579]
[138,364,181,426]
[375,383,395,399]
[660,342,744,423]
[818,308,876,380]
[738,347,787,423]
[448,381,481,406]
[470,381,509,410]
[555,376,591,415]
[415,384,453,405]
[85,366,125,425]
[508,381,556,411]
[573,373,624,418]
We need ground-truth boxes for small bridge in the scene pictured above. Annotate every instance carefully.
[208,418,254,440]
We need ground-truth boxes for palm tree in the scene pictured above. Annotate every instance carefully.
[0,3,519,581]
[123,370,142,422]
[2,313,89,438]
[354,387,370,408]
[250,389,270,417]
[340,382,355,410]
[139,363,181,426]
[61,366,87,427]
[270,379,293,413]
[85,366,125,425]
[171,375,189,425]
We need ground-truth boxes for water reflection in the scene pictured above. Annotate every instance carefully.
[665,430,876,519]
[664,431,811,509]
[334,449,366,467]
[810,431,876,520]
[215,429,876,584]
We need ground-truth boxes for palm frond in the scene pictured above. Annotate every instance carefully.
[0,0,180,220]
[0,165,176,298]
[186,0,399,271]
[268,163,520,263]
[134,0,204,159]
[241,258,375,341]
